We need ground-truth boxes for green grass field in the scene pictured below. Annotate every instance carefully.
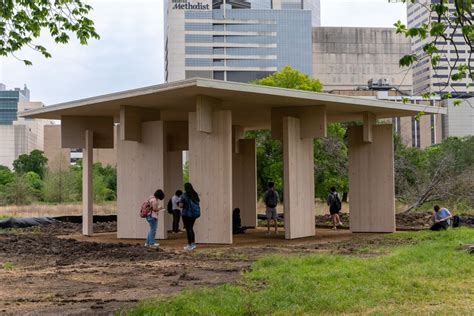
[123,229,474,315]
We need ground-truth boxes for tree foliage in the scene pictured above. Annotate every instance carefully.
[0,0,100,65]
[249,67,348,201]
[394,0,473,93]
[12,150,48,178]
[253,65,323,92]
[395,135,474,211]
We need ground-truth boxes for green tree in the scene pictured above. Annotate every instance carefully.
[250,66,345,201]
[0,165,14,187]
[42,167,78,203]
[12,150,48,178]
[253,65,323,91]
[2,174,34,205]
[24,171,43,200]
[395,0,473,95]
[0,0,100,65]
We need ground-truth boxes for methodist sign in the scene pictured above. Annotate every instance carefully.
[172,0,210,10]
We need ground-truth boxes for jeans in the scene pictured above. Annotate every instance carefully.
[172,209,181,233]
[146,215,158,245]
[182,216,196,245]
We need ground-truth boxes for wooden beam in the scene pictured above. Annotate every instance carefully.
[196,95,221,133]
[300,106,327,139]
[61,116,114,148]
[83,129,93,236]
[232,125,244,153]
[363,111,376,143]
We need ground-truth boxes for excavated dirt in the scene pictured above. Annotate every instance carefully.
[0,211,471,315]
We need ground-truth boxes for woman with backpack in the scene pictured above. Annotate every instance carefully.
[179,182,200,251]
[142,189,165,248]
[327,186,343,230]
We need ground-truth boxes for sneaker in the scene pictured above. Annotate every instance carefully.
[338,222,343,226]
[190,243,197,250]
[184,245,194,252]
[146,243,159,248]
[332,227,337,230]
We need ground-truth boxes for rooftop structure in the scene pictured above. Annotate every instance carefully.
[22,78,446,243]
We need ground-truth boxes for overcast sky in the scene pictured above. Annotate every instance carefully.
[0,0,407,105]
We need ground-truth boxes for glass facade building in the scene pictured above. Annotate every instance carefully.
[165,0,318,83]
[0,85,30,125]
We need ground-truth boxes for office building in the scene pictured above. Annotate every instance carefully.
[312,27,413,93]
[0,84,47,168]
[165,0,318,83]
[408,0,473,95]
[442,98,474,138]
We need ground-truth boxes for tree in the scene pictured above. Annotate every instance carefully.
[250,67,348,201]
[0,0,100,65]
[24,171,43,200]
[0,165,14,187]
[395,0,473,96]
[253,65,323,91]
[12,150,48,178]
[2,174,34,205]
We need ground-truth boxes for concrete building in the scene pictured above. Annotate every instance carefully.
[312,27,413,93]
[442,98,474,138]
[22,79,445,243]
[408,0,473,95]
[165,0,317,83]
[0,84,48,169]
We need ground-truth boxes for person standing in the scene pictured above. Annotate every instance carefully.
[327,187,342,230]
[179,183,200,251]
[144,189,165,247]
[430,205,452,231]
[170,190,183,233]
[263,182,279,235]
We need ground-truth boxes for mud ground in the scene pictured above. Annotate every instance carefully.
[0,211,470,315]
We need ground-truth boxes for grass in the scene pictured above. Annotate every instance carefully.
[2,262,15,270]
[123,228,474,315]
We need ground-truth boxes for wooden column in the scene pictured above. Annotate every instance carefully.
[232,138,257,228]
[189,110,233,244]
[82,129,94,236]
[348,124,395,232]
[117,121,165,239]
[283,117,315,239]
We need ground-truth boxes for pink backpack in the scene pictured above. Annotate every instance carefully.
[139,198,154,218]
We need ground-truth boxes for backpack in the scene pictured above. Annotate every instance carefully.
[330,193,342,212]
[265,190,278,208]
[452,215,461,228]
[187,198,201,219]
[167,198,173,214]
[139,199,154,218]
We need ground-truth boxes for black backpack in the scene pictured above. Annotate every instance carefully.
[265,190,278,208]
[330,193,342,212]
[167,199,173,214]
[452,215,461,228]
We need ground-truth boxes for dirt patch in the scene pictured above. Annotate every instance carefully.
[0,222,411,315]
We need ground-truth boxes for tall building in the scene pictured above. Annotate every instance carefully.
[312,27,413,93]
[165,0,318,83]
[0,84,48,168]
[408,0,473,95]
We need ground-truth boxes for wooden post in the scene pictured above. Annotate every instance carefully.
[82,129,93,236]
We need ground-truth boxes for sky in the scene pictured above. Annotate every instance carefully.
[0,0,407,105]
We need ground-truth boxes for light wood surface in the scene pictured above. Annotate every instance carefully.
[348,124,395,232]
[363,111,376,143]
[189,110,233,244]
[232,138,257,228]
[283,117,315,239]
[82,130,93,236]
[61,116,114,148]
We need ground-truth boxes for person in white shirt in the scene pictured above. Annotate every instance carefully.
[171,190,183,233]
